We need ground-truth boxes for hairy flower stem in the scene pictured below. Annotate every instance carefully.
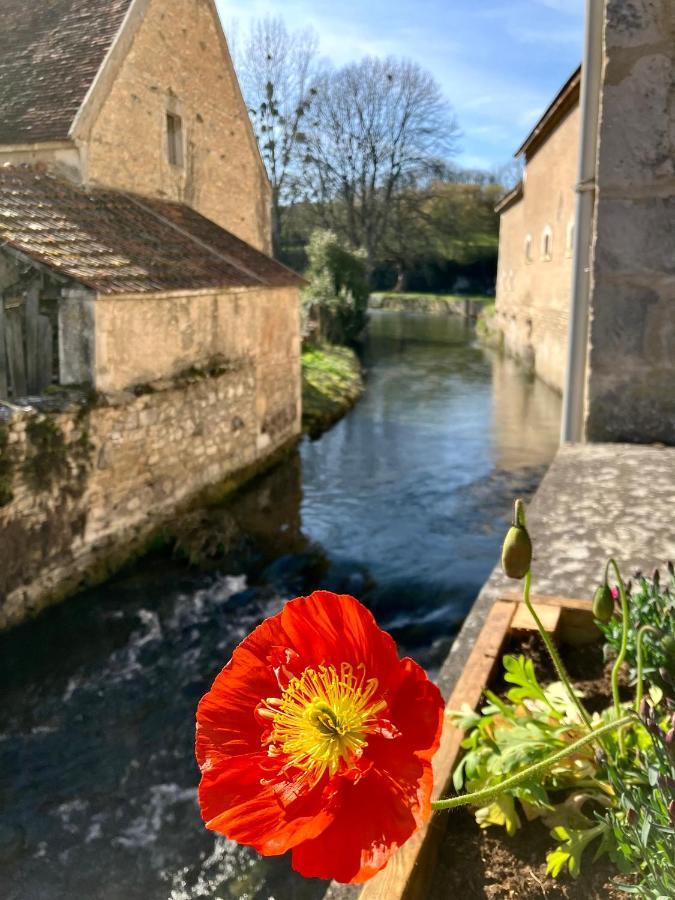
[607,559,630,752]
[515,500,593,732]
[635,624,662,713]
[432,714,635,811]
[522,569,593,731]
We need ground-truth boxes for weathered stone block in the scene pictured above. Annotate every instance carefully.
[594,195,675,275]
[586,367,675,443]
[599,53,673,187]
[588,283,673,371]
[605,0,670,49]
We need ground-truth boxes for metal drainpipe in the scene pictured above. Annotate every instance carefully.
[560,0,605,444]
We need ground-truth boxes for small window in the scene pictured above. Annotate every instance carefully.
[166,112,184,167]
[565,218,575,257]
[524,234,533,263]
[541,226,553,261]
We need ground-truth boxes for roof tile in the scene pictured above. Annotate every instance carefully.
[0,0,133,145]
[0,165,303,293]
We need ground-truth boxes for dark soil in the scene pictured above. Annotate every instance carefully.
[428,631,634,899]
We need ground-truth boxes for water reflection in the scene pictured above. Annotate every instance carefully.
[0,311,562,900]
[300,312,562,665]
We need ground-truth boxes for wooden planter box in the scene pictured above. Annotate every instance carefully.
[358,593,598,900]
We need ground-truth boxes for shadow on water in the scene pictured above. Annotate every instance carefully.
[0,311,562,899]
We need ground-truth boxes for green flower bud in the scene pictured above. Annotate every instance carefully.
[501,524,532,580]
[592,584,614,623]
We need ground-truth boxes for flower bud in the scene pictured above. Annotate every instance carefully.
[653,568,660,588]
[667,560,674,577]
[666,728,675,748]
[669,801,675,826]
[592,584,614,623]
[639,698,651,721]
[501,525,532,580]
[626,808,638,826]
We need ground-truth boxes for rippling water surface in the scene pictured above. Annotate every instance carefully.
[0,312,561,900]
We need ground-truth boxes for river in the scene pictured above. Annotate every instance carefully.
[0,311,561,900]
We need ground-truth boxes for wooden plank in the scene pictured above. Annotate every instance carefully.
[500,593,598,646]
[24,284,40,394]
[5,306,26,399]
[510,601,561,634]
[36,316,53,393]
[0,296,7,400]
[500,592,591,611]
[358,601,516,900]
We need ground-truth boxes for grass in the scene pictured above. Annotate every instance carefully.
[301,345,364,438]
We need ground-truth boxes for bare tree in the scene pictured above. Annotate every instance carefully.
[233,17,324,258]
[303,57,459,271]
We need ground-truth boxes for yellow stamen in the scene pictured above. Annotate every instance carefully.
[262,662,386,785]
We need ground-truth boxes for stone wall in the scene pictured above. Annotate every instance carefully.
[585,0,674,443]
[0,356,298,630]
[495,104,580,392]
[81,0,272,253]
[93,285,301,448]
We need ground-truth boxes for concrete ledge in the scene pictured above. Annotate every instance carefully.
[437,442,675,699]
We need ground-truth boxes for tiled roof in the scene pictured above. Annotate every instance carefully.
[0,165,303,294]
[0,0,133,145]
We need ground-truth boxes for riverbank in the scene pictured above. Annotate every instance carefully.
[301,344,364,438]
[370,292,489,318]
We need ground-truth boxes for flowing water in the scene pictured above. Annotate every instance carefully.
[0,311,562,900]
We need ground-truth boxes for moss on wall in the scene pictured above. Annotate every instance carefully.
[476,303,504,349]
[22,417,69,492]
[0,423,14,507]
[22,415,93,494]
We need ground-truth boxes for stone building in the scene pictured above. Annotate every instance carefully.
[494,68,580,393]
[0,0,303,628]
[496,0,673,444]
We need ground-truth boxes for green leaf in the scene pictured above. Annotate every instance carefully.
[475,795,521,836]
[503,654,550,707]
[546,824,606,879]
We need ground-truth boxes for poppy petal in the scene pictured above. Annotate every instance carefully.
[291,759,433,883]
[199,753,335,856]
[196,610,295,765]
[382,656,445,759]
[281,591,400,684]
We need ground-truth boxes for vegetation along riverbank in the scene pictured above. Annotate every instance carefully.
[301,345,364,439]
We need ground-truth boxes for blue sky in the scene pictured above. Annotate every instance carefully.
[216,0,584,171]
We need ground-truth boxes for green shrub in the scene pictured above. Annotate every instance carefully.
[301,230,370,345]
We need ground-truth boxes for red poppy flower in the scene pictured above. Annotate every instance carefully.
[195,591,444,883]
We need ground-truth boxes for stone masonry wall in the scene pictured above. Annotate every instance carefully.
[495,105,580,392]
[82,0,272,253]
[0,357,298,630]
[585,0,674,443]
[93,285,302,452]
